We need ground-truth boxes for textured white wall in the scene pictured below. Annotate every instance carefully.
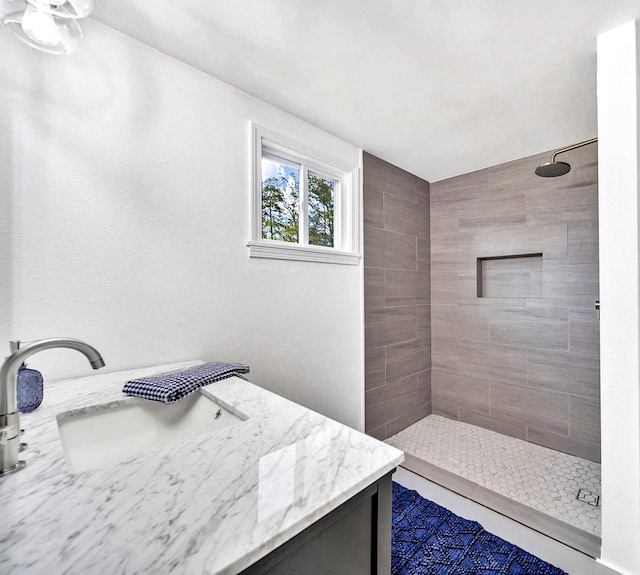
[0,19,364,429]
[597,19,640,575]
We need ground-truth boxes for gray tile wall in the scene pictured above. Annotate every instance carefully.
[364,153,431,440]
[430,144,600,462]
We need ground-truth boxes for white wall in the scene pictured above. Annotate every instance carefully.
[0,19,364,430]
[597,19,640,575]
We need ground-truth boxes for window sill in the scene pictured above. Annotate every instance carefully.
[247,241,360,265]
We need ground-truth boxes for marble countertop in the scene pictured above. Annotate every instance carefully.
[0,361,403,574]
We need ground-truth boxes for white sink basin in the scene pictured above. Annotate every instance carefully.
[57,391,247,474]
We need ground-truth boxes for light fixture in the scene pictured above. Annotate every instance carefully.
[2,0,94,54]
[26,0,94,19]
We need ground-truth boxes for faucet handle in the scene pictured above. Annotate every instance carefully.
[0,425,17,446]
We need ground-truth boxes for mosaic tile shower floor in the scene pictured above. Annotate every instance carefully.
[387,415,601,536]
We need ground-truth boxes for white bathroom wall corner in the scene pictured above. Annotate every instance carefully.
[0,19,364,430]
[597,18,640,575]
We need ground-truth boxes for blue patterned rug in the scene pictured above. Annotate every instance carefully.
[392,482,567,574]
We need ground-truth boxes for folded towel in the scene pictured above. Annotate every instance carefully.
[123,362,250,403]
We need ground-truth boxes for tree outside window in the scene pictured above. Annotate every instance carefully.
[261,157,336,248]
[250,124,359,265]
[308,173,334,248]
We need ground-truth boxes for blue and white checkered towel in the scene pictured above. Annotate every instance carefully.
[123,362,250,403]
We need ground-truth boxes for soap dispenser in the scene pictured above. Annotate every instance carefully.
[10,341,44,413]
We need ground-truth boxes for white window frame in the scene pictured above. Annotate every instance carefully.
[248,123,360,265]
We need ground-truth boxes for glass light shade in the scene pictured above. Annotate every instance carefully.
[26,0,93,18]
[22,3,58,45]
[3,6,82,54]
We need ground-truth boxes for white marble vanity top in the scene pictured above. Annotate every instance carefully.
[0,361,403,574]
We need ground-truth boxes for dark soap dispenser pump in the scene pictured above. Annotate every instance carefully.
[11,340,44,413]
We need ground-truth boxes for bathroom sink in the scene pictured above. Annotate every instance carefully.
[57,391,247,474]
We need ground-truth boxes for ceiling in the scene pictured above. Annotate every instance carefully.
[91,1,640,182]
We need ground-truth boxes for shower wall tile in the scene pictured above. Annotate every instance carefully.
[384,193,430,239]
[489,307,569,350]
[417,238,430,272]
[432,371,491,415]
[525,180,597,214]
[527,359,600,399]
[570,395,601,444]
[532,294,597,311]
[456,341,528,386]
[416,304,431,339]
[569,309,600,361]
[490,382,570,436]
[526,204,597,227]
[541,266,599,310]
[418,370,432,404]
[526,427,600,463]
[385,401,432,437]
[364,306,417,349]
[457,409,527,440]
[364,268,385,310]
[455,270,479,300]
[457,192,527,229]
[366,425,386,441]
[364,188,384,228]
[384,270,430,306]
[432,303,491,342]
[431,338,460,373]
[430,230,475,269]
[364,226,417,270]
[366,373,418,407]
[430,202,458,232]
[416,178,430,207]
[473,222,568,264]
[363,153,417,203]
[386,339,430,384]
[430,176,483,204]
[430,143,600,461]
[568,221,600,264]
[431,271,458,303]
[364,153,431,440]
[432,395,462,419]
[365,374,418,433]
[365,347,386,391]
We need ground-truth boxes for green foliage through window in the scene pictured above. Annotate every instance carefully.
[308,173,335,247]
[261,158,336,248]
[261,163,299,243]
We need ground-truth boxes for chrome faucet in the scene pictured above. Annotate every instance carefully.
[0,338,105,477]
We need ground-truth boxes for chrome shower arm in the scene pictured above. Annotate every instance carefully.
[551,137,599,162]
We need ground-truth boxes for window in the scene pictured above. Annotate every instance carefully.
[248,124,360,264]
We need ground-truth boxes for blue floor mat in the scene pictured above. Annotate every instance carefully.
[392,482,568,575]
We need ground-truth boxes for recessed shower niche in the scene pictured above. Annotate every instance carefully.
[476,253,543,298]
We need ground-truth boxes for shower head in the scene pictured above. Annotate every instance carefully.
[534,137,598,178]
[535,161,571,178]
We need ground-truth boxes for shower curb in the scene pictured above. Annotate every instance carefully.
[400,452,601,558]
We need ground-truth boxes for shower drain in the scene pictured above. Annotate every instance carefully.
[576,488,600,507]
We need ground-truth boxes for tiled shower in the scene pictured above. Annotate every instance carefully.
[363,153,431,440]
[364,143,601,552]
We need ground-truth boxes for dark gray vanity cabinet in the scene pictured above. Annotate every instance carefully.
[241,471,394,575]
